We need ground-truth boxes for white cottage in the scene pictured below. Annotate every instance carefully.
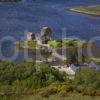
[67,64,79,75]
[89,62,99,70]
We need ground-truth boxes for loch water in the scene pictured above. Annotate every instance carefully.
[0,0,100,61]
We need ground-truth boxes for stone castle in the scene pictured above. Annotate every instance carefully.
[26,26,52,44]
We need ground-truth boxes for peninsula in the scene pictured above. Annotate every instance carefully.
[69,5,100,16]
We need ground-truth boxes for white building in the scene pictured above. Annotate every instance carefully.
[89,62,99,70]
[52,64,79,75]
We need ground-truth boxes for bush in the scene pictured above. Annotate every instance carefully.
[58,85,74,92]
[75,68,100,88]
[65,85,74,92]
[82,88,96,96]
[95,90,100,96]
[49,84,74,92]
[40,91,50,97]
[40,87,58,97]
[58,90,68,97]
[75,85,85,93]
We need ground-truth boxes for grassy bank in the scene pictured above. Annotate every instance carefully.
[48,39,86,49]
[69,5,100,16]
[21,94,100,100]
[15,41,40,49]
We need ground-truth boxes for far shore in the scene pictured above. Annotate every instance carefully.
[0,0,21,2]
[68,5,100,16]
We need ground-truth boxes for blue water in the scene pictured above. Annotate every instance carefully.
[0,0,100,61]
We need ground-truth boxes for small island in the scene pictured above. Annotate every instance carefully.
[69,5,100,16]
[15,26,100,65]
[15,27,52,49]
[15,27,87,50]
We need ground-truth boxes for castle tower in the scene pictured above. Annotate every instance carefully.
[40,26,52,44]
[26,32,35,41]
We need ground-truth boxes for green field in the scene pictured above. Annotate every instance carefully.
[69,5,100,16]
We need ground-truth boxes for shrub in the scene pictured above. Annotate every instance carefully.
[82,88,96,96]
[65,85,74,92]
[75,85,85,93]
[39,91,49,97]
[39,87,58,97]
[75,68,100,88]
[58,90,68,97]
[95,89,100,96]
